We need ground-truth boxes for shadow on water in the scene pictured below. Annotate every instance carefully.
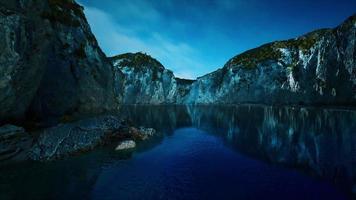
[0,105,355,199]
[0,137,165,200]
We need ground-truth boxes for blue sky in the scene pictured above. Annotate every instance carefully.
[77,0,356,79]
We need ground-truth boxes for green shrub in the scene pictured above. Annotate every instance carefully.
[118,53,166,81]
[113,52,165,72]
[229,28,329,69]
[230,43,282,69]
[275,29,328,52]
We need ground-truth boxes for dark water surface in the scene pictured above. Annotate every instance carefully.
[0,105,355,200]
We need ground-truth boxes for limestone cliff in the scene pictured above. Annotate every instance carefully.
[185,15,356,106]
[110,53,193,104]
[0,0,123,123]
[113,15,356,106]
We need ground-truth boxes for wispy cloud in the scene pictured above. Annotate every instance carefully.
[81,3,206,79]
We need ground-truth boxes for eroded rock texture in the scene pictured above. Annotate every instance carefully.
[0,0,123,123]
[112,15,356,106]
[29,115,126,161]
[110,53,193,104]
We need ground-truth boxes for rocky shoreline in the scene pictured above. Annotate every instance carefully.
[0,0,157,164]
[0,115,156,163]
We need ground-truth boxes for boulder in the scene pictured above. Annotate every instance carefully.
[115,140,136,151]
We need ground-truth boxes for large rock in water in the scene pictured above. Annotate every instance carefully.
[0,0,123,122]
[29,115,126,161]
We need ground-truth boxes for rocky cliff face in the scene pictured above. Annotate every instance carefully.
[185,15,356,105]
[114,15,355,106]
[0,0,123,123]
[110,53,193,104]
[0,0,354,124]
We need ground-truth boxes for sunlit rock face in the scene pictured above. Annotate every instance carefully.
[110,53,194,104]
[114,15,355,106]
[0,0,122,122]
[186,15,356,106]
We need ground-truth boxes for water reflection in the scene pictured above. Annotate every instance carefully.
[0,147,131,199]
[119,105,356,195]
[0,105,355,199]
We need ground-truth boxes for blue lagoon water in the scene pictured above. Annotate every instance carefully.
[0,105,355,200]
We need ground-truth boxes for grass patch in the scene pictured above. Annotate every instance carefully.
[228,28,329,69]
[273,29,326,52]
[111,52,166,81]
[229,43,282,69]
[112,52,164,70]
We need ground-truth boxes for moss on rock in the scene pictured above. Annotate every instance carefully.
[111,52,166,82]
[229,43,282,69]
[227,28,330,69]
[112,52,165,70]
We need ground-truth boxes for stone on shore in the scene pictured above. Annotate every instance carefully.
[28,115,157,161]
[115,140,136,151]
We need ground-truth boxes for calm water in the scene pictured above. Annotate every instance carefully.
[0,105,355,200]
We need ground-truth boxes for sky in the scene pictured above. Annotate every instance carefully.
[77,0,356,79]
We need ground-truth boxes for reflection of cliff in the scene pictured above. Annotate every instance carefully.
[191,106,356,194]
[233,107,356,193]
[119,105,192,133]
[120,105,356,195]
